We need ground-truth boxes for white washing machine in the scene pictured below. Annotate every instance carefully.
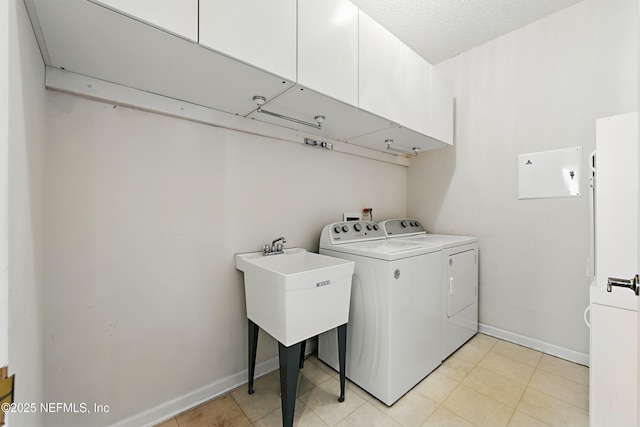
[380,219,478,361]
[317,221,442,406]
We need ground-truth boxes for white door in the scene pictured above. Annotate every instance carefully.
[447,249,477,317]
[591,112,639,426]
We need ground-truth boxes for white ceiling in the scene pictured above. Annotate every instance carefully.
[350,0,584,64]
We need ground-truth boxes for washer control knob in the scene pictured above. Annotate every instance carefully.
[333,225,341,234]
[373,224,380,231]
[342,225,349,233]
[400,220,408,228]
[366,224,373,231]
[354,223,362,232]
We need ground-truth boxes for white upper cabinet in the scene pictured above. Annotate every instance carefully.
[297,0,359,107]
[430,66,454,145]
[33,0,452,156]
[358,10,432,138]
[199,0,297,82]
[90,0,198,42]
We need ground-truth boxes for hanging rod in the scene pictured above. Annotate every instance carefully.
[386,139,420,156]
[253,96,324,130]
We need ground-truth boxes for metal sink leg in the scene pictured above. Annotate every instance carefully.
[278,341,302,427]
[247,319,259,394]
[337,323,347,402]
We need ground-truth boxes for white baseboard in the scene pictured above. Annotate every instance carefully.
[108,356,279,427]
[479,323,590,367]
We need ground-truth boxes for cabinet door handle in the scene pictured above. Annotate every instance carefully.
[607,274,639,295]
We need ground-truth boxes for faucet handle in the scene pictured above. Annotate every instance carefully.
[263,244,271,254]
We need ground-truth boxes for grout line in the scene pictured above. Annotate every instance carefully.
[228,389,253,425]
[504,354,544,427]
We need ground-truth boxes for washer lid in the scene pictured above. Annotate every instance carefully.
[321,238,442,261]
[394,234,478,249]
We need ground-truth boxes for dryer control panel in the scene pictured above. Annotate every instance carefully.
[380,218,425,237]
[320,221,385,245]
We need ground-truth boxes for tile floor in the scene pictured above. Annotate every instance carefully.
[154,334,589,427]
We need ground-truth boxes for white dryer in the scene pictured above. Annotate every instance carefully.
[380,219,478,360]
[317,221,442,406]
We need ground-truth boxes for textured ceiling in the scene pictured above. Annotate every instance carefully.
[350,0,585,64]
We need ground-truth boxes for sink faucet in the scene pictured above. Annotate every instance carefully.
[263,237,287,256]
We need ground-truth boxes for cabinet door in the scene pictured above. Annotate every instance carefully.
[90,0,197,42]
[298,0,358,106]
[430,66,454,145]
[358,11,431,136]
[346,124,446,154]
[199,0,297,82]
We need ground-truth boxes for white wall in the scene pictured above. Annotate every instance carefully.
[408,0,638,359]
[43,93,407,426]
[7,0,47,426]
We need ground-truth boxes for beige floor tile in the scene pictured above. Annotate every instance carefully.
[413,371,459,403]
[299,376,366,426]
[537,354,589,386]
[436,354,475,382]
[517,388,588,427]
[304,356,371,402]
[310,355,340,377]
[507,411,550,426]
[344,379,374,402]
[154,417,178,427]
[478,352,535,385]
[254,400,328,427]
[491,340,543,368]
[528,370,588,410]
[452,342,491,365]
[175,395,251,427]
[443,385,514,427]
[230,372,281,422]
[422,406,476,427]
[297,358,334,395]
[462,366,526,407]
[468,333,498,351]
[371,390,439,427]
[335,401,401,427]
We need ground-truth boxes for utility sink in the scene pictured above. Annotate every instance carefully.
[235,248,355,346]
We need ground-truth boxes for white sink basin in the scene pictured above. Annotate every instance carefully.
[236,248,354,346]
